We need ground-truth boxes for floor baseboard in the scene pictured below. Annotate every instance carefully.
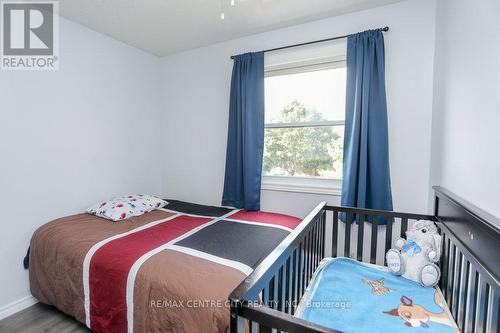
[0,295,38,321]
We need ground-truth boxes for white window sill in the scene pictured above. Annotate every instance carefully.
[261,176,341,196]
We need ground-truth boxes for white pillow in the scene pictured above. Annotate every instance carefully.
[87,194,167,221]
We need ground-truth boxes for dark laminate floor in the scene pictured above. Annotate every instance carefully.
[0,303,90,333]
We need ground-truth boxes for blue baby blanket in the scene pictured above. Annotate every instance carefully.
[297,258,458,333]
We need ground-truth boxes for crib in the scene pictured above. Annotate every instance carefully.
[228,186,500,333]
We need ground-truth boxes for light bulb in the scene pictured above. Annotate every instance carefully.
[231,0,235,6]
[220,12,225,19]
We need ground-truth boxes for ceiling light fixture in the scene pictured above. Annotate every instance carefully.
[221,0,236,20]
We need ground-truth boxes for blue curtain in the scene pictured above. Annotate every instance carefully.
[222,52,265,211]
[341,29,393,221]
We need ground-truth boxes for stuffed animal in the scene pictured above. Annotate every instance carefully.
[385,220,441,287]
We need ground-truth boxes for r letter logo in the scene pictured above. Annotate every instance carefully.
[1,1,59,70]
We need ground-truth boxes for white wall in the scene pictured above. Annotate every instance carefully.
[429,0,500,218]
[0,18,163,315]
[159,0,437,218]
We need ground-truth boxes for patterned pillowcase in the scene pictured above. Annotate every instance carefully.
[87,194,167,221]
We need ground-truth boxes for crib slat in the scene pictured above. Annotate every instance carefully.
[285,257,291,314]
[440,233,446,276]
[311,226,316,278]
[464,269,479,333]
[441,235,450,299]
[309,226,315,282]
[486,288,498,333]
[321,212,326,259]
[301,236,307,296]
[274,273,279,310]
[307,229,313,284]
[318,213,323,260]
[475,278,489,333]
[297,242,303,300]
[276,267,282,311]
[384,217,393,262]
[315,216,320,264]
[307,230,313,285]
[447,240,458,304]
[268,276,273,308]
[458,260,471,330]
[446,242,456,305]
[303,234,309,295]
[231,315,245,333]
[332,211,338,257]
[291,249,298,315]
[269,275,277,309]
[344,213,352,257]
[400,217,408,238]
[311,226,316,272]
[280,265,286,312]
[452,251,463,319]
[318,217,323,262]
[252,321,260,333]
[370,218,379,264]
[318,221,322,260]
[308,228,313,280]
[261,287,268,306]
[357,214,364,262]
[310,227,315,277]
[304,238,308,292]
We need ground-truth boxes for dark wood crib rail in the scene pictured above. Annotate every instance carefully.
[434,186,500,333]
[324,205,435,265]
[229,202,329,333]
[229,187,500,333]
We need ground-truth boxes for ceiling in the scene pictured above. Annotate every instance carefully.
[59,0,403,56]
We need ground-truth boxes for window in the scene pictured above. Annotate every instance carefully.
[262,55,346,195]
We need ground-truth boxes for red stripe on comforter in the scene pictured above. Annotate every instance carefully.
[89,215,211,333]
[228,211,301,229]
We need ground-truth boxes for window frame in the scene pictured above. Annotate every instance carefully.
[262,56,346,196]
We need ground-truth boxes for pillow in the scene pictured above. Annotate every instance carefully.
[87,194,167,221]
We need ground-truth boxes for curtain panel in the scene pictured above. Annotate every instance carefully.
[341,29,393,222]
[222,52,265,211]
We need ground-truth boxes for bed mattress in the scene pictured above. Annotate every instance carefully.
[29,200,301,333]
[296,257,460,333]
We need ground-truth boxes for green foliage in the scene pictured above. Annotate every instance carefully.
[264,101,343,178]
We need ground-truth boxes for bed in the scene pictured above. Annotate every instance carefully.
[28,199,302,333]
[229,187,500,333]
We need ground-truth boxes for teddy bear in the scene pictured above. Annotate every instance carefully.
[385,220,442,287]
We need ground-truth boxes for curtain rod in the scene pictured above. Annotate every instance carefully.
[230,26,389,60]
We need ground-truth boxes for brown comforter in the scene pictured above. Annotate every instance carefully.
[29,200,300,333]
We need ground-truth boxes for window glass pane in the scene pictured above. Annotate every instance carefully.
[265,67,346,124]
[263,126,344,179]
